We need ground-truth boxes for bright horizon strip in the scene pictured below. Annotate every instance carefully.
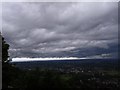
[11,57,87,62]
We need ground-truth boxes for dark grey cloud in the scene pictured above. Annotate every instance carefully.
[2,2,118,58]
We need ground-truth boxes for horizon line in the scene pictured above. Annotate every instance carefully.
[11,57,87,62]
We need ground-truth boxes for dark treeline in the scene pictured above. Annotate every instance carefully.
[2,35,120,89]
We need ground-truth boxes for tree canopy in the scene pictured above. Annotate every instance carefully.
[2,36,10,63]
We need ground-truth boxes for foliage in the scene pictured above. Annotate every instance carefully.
[2,37,9,63]
[6,68,119,89]
[2,35,20,89]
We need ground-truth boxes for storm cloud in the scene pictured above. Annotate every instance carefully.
[2,2,118,58]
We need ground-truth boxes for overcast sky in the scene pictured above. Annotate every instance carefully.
[2,2,118,58]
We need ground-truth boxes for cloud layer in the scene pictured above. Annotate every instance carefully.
[2,2,118,58]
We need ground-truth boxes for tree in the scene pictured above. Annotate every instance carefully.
[1,33,11,88]
[2,36,10,63]
[1,34,20,89]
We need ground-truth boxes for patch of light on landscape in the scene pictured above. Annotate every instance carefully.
[11,57,87,62]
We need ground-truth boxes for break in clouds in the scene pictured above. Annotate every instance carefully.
[2,2,118,58]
